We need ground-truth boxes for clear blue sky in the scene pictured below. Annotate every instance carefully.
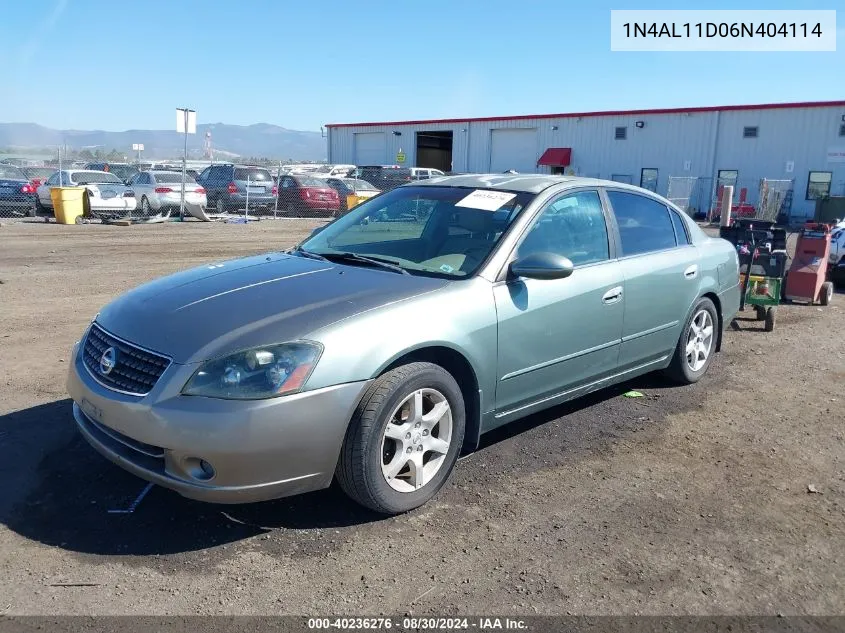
[2,0,842,132]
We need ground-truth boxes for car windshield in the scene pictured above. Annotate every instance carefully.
[234,168,272,181]
[346,179,377,191]
[153,172,196,184]
[72,171,123,185]
[298,185,534,278]
[107,165,138,180]
[23,167,54,179]
[298,177,327,187]
[0,165,27,180]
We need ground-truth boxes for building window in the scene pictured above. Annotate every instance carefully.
[611,174,633,184]
[614,126,627,140]
[806,171,832,200]
[640,168,658,192]
[839,123,845,137]
[743,126,758,138]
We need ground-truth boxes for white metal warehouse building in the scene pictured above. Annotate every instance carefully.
[326,100,845,221]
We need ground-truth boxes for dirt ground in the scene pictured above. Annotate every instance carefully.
[0,219,843,616]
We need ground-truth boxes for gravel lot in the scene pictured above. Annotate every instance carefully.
[0,220,843,616]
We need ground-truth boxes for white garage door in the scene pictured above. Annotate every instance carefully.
[490,128,538,174]
[354,132,387,165]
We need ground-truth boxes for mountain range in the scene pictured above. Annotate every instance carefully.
[0,122,326,161]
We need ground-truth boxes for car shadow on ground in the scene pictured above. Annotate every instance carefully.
[1,374,681,557]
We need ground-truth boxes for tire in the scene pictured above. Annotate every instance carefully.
[765,307,776,332]
[819,281,833,306]
[336,362,465,514]
[664,297,719,385]
[216,198,225,215]
[754,305,766,321]
[286,202,298,217]
[140,196,153,217]
[24,205,36,217]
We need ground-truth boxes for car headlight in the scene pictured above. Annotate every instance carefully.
[182,342,322,400]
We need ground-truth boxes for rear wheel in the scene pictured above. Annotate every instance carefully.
[819,281,833,306]
[754,305,766,320]
[336,362,465,514]
[140,196,153,217]
[216,198,225,215]
[664,297,718,385]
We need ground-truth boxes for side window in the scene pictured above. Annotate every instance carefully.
[607,191,677,256]
[517,190,609,266]
[669,208,690,245]
[197,167,210,181]
[47,173,60,186]
[281,177,293,188]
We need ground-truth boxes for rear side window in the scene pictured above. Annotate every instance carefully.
[670,209,690,245]
[234,168,272,181]
[607,190,676,256]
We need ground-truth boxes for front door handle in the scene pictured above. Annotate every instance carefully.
[684,265,699,279]
[602,286,624,304]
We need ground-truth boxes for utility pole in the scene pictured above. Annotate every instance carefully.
[176,108,196,221]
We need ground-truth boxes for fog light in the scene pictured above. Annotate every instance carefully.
[184,457,216,481]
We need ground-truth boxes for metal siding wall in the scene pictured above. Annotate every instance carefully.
[326,105,845,212]
[714,106,845,218]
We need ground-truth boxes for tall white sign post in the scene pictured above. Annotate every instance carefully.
[175,108,197,220]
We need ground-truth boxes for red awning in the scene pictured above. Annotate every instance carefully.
[537,147,572,167]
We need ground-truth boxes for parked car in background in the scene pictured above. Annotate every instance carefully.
[127,170,207,217]
[0,164,37,217]
[323,177,380,213]
[410,167,446,180]
[22,166,56,190]
[36,170,136,219]
[277,174,340,217]
[67,174,741,514]
[84,162,140,184]
[351,165,413,191]
[311,164,356,179]
[196,164,277,214]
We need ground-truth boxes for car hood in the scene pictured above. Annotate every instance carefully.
[96,252,448,364]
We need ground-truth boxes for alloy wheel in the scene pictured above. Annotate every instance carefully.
[685,309,714,372]
[381,388,453,493]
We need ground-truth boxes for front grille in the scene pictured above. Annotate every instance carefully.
[82,323,171,396]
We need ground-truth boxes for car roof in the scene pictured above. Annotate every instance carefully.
[413,173,649,194]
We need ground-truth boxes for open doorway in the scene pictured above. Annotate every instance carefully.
[415,131,453,172]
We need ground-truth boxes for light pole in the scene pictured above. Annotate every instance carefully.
[176,108,196,221]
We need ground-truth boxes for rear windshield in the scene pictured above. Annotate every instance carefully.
[107,165,138,180]
[349,179,378,191]
[298,177,327,187]
[23,167,55,179]
[153,172,196,184]
[72,171,123,185]
[234,168,272,181]
[0,165,27,180]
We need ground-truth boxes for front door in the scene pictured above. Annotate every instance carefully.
[493,189,624,422]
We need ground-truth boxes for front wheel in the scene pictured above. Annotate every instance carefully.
[336,362,465,514]
[664,297,718,384]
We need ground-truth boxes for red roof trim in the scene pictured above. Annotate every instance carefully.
[326,100,845,129]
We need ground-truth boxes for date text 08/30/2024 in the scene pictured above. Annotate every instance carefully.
[621,22,823,39]
[307,617,528,630]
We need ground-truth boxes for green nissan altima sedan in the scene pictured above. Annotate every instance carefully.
[67,174,741,514]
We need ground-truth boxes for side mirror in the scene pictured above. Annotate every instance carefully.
[509,252,574,281]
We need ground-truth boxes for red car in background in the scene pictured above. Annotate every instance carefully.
[22,167,56,190]
[277,174,340,217]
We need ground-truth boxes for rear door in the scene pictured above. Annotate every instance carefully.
[604,189,701,373]
[494,189,625,420]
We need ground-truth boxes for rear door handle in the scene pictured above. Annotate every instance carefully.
[602,286,623,304]
[684,265,699,279]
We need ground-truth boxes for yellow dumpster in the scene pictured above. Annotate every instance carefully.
[51,187,86,224]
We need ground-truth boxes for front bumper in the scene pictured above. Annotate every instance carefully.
[67,340,370,504]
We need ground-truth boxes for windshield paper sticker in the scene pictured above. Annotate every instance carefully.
[455,189,517,211]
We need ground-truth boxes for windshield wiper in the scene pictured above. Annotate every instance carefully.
[319,251,409,275]
[292,247,328,261]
